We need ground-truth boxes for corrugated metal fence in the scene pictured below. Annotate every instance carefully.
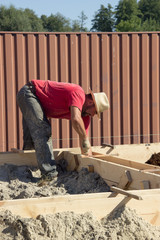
[0,31,160,152]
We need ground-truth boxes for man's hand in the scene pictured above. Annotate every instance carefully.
[81,138,91,153]
[70,106,92,156]
[87,148,92,156]
[81,138,92,156]
[82,147,92,157]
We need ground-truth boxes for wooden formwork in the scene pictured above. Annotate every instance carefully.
[0,143,160,226]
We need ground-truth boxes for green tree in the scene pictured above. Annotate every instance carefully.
[91,4,114,32]
[41,15,48,31]
[0,5,44,31]
[41,13,72,32]
[71,20,81,32]
[24,8,44,32]
[141,18,160,31]
[115,0,142,31]
[78,11,88,32]
[116,16,141,31]
[115,0,141,24]
[138,0,160,23]
[0,5,30,31]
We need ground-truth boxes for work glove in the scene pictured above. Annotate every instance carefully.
[82,139,91,154]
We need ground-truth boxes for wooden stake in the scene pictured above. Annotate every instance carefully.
[87,165,94,172]
[110,186,143,200]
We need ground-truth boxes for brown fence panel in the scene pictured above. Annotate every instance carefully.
[0,32,160,152]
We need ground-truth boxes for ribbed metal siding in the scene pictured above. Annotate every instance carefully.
[0,32,160,152]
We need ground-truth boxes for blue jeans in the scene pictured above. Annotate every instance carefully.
[17,85,56,174]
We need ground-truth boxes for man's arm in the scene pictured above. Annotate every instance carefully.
[70,106,92,156]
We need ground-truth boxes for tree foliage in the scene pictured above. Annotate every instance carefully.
[24,8,44,32]
[78,11,88,32]
[41,13,72,32]
[141,18,160,31]
[0,5,86,32]
[115,0,160,32]
[115,0,142,31]
[116,16,141,32]
[138,0,160,22]
[91,4,114,32]
[115,0,141,26]
[0,5,43,31]
[0,2,160,32]
[71,20,81,32]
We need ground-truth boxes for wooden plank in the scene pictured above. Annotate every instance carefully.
[0,149,73,167]
[0,190,160,225]
[4,143,160,165]
[92,154,160,172]
[141,169,160,173]
[93,143,160,163]
[0,152,37,166]
[64,152,160,190]
[117,170,132,190]
[93,153,119,157]
[110,186,142,200]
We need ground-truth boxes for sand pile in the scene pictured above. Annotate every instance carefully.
[0,163,110,200]
[0,206,160,240]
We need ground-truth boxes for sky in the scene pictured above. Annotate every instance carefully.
[2,0,119,29]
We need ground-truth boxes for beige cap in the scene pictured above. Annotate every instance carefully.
[89,89,110,118]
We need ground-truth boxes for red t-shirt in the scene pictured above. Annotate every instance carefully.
[31,80,90,134]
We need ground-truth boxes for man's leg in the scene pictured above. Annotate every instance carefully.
[17,85,57,176]
[22,117,35,150]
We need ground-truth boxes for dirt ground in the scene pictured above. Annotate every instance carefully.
[146,152,160,166]
[0,162,160,239]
